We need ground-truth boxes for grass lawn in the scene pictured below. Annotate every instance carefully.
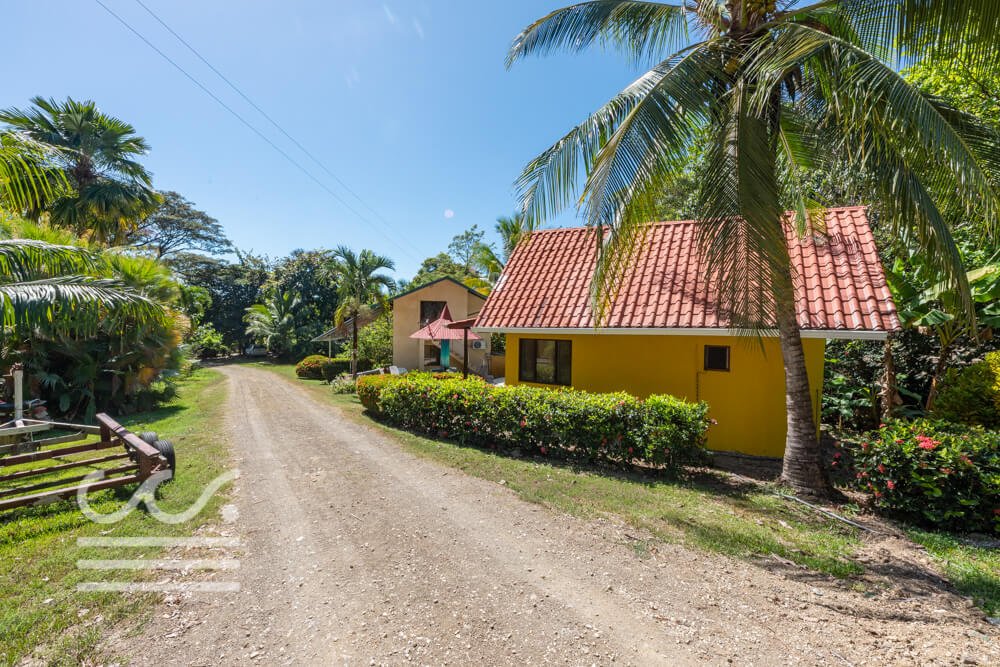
[259,364,863,577]
[262,363,1000,616]
[0,368,230,666]
[909,529,1000,616]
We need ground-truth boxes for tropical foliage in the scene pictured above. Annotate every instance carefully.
[0,220,186,418]
[472,212,542,281]
[359,373,711,471]
[843,420,999,533]
[244,290,301,357]
[0,97,161,242]
[127,191,233,260]
[331,246,395,375]
[933,351,1000,428]
[508,0,1000,495]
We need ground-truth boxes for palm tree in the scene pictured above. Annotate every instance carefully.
[0,240,164,336]
[331,247,395,376]
[0,97,161,243]
[474,212,543,281]
[244,290,301,356]
[509,1,1000,496]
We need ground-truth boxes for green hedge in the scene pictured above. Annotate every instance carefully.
[358,373,710,471]
[933,351,1000,429]
[844,419,1000,533]
[295,355,351,380]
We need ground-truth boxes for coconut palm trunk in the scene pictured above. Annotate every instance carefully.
[775,288,829,493]
[351,316,359,377]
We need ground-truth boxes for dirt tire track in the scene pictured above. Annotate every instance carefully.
[100,365,997,666]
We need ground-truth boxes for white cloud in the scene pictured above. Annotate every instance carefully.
[412,17,425,40]
[383,4,397,24]
[344,66,361,88]
[444,209,455,219]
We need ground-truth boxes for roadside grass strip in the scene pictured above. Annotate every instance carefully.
[0,369,232,666]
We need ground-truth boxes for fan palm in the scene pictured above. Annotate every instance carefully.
[474,212,543,281]
[509,1,1000,495]
[0,97,161,243]
[331,247,395,376]
[0,239,164,336]
[244,290,301,356]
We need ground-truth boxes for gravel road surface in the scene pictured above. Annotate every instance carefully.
[99,365,997,666]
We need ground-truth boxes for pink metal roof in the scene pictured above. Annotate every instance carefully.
[410,305,482,341]
[474,206,900,336]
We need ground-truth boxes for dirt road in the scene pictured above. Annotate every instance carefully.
[101,365,996,665]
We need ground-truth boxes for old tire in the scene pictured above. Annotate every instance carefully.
[138,431,158,445]
[152,439,176,480]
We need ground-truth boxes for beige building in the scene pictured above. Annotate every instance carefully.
[392,277,490,374]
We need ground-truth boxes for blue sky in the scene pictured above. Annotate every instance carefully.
[5,1,646,279]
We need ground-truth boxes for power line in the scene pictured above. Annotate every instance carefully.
[132,0,394,232]
[92,0,418,262]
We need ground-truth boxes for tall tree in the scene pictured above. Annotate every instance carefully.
[474,212,543,281]
[331,247,395,376]
[509,1,1000,496]
[264,249,340,359]
[410,252,487,291]
[128,191,232,259]
[0,97,160,243]
[244,290,301,357]
[447,225,485,271]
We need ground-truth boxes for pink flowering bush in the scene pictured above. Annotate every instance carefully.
[364,373,710,471]
[844,419,1000,533]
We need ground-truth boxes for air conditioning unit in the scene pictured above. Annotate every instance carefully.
[471,340,485,350]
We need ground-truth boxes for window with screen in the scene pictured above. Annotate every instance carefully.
[704,345,730,372]
[419,300,446,327]
[518,339,571,386]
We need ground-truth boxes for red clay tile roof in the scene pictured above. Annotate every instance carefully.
[474,206,900,336]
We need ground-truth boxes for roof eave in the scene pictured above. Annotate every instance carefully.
[471,326,892,341]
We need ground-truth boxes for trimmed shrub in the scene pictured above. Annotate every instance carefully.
[322,357,352,382]
[933,351,1000,428]
[295,355,329,379]
[356,374,399,413]
[295,355,350,380]
[845,420,1000,533]
[364,373,710,471]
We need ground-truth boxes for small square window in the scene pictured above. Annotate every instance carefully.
[704,345,730,372]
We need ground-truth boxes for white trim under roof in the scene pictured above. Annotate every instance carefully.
[471,326,889,341]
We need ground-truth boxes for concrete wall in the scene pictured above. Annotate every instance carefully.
[392,281,489,373]
[504,333,825,457]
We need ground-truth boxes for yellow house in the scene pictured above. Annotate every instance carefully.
[392,277,490,373]
[472,207,900,457]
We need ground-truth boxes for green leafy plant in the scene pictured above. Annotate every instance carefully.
[187,324,228,359]
[329,375,357,394]
[330,247,395,376]
[933,351,1000,428]
[844,420,1000,532]
[356,374,397,413]
[294,355,350,381]
[360,373,710,471]
[244,289,301,358]
[0,96,161,242]
[507,1,1000,496]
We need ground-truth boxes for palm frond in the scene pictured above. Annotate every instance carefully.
[515,40,724,226]
[836,0,1000,74]
[507,1,690,67]
[0,239,97,282]
[0,274,163,335]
